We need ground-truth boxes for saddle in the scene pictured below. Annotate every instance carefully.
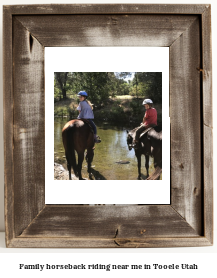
[139,127,153,139]
[80,118,94,134]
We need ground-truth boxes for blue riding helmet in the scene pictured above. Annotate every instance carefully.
[77,91,88,97]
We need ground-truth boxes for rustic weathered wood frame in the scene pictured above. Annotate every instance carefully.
[4,4,212,248]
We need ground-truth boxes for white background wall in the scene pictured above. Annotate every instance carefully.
[0,0,216,258]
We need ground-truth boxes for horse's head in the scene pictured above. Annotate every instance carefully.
[126,130,133,151]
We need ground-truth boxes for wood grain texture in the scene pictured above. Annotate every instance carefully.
[203,125,213,243]
[3,7,14,247]
[202,6,212,129]
[4,4,207,15]
[201,6,213,245]
[3,4,213,248]
[12,17,45,237]
[20,205,198,238]
[16,15,197,47]
[8,237,212,248]
[170,17,202,234]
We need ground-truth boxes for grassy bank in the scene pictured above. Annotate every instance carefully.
[54,96,162,126]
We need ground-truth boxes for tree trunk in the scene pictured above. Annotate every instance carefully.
[62,88,66,99]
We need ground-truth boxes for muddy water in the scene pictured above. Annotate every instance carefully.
[54,118,156,180]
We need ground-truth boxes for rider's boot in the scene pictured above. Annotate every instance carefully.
[94,134,101,143]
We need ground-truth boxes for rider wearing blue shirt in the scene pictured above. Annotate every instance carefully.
[77,91,101,143]
[77,100,94,119]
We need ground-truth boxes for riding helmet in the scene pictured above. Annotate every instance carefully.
[77,91,88,97]
[142,99,153,105]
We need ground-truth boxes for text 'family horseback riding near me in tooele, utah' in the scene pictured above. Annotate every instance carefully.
[45,47,170,205]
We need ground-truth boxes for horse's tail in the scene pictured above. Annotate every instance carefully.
[62,125,78,177]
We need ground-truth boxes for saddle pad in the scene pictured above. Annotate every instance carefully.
[80,119,94,134]
[139,127,153,139]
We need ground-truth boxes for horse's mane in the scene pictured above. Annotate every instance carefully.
[128,126,140,137]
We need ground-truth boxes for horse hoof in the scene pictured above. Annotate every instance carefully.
[137,176,141,180]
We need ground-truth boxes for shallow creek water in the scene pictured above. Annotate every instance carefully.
[54,118,156,180]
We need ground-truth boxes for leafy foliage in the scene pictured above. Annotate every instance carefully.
[54,72,69,99]
[135,72,162,103]
[55,72,161,99]
[54,72,162,114]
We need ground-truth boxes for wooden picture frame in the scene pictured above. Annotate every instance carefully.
[3,4,213,248]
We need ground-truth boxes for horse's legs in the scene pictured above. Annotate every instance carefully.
[65,155,72,180]
[136,153,141,180]
[67,162,72,180]
[145,154,149,178]
[86,149,94,175]
[77,152,85,180]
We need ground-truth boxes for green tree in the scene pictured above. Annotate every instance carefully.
[135,72,162,103]
[54,72,69,99]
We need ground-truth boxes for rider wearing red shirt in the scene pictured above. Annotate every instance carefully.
[143,105,157,126]
[133,99,157,148]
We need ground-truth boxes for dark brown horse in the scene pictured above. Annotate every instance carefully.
[127,126,162,180]
[62,119,94,180]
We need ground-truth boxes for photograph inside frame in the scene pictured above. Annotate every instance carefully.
[45,47,169,205]
[54,72,162,181]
